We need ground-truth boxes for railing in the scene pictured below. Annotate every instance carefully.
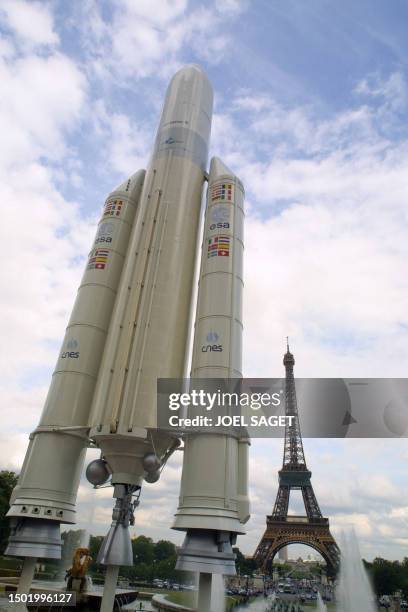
[266,515,329,525]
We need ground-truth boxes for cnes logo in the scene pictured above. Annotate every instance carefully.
[201,331,223,352]
[61,339,79,359]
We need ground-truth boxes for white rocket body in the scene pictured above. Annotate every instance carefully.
[86,66,214,572]
[6,172,145,558]
[173,158,250,575]
[89,67,213,491]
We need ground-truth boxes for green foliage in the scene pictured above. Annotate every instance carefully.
[290,569,310,579]
[154,539,176,561]
[132,535,155,565]
[272,562,292,575]
[233,547,257,576]
[130,537,182,582]
[88,535,104,573]
[0,470,18,554]
[365,557,408,597]
[89,535,104,559]
[85,534,182,582]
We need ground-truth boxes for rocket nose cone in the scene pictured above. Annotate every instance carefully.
[209,156,235,179]
[208,156,245,194]
[155,64,214,169]
[172,63,211,84]
[112,169,146,194]
[165,63,213,112]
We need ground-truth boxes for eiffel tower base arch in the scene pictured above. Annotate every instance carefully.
[254,516,340,578]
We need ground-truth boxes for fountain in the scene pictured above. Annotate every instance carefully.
[317,591,327,611]
[59,529,89,582]
[336,529,376,611]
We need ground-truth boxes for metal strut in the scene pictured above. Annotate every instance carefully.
[99,484,141,612]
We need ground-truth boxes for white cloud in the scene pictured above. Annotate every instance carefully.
[215,0,249,15]
[355,72,408,113]
[117,0,188,26]
[208,74,408,378]
[0,0,58,48]
[233,94,273,113]
[79,0,244,80]
[0,53,86,166]
[90,101,152,175]
[0,433,33,471]
[0,28,92,447]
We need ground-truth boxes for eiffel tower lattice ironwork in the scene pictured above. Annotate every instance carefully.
[253,341,340,576]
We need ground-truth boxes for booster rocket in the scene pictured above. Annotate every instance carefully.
[172,158,249,608]
[7,171,145,559]
[6,65,249,607]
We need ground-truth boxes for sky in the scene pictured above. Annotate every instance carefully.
[0,0,407,562]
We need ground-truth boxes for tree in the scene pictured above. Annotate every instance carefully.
[0,471,18,554]
[370,557,407,597]
[88,536,104,562]
[233,547,257,577]
[132,536,155,565]
[154,540,176,561]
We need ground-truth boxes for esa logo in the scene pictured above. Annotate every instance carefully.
[95,235,112,244]
[95,222,114,245]
[201,331,223,352]
[61,339,79,359]
[210,222,230,230]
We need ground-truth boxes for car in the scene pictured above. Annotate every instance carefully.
[379,595,391,608]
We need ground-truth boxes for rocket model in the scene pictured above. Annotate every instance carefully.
[6,65,249,607]
[172,159,249,609]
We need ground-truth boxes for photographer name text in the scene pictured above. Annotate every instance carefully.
[168,415,295,428]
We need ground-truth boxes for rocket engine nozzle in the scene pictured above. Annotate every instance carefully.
[176,529,237,575]
[6,517,62,559]
[97,484,139,567]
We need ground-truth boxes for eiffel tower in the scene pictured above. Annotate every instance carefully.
[254,341,340,577]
